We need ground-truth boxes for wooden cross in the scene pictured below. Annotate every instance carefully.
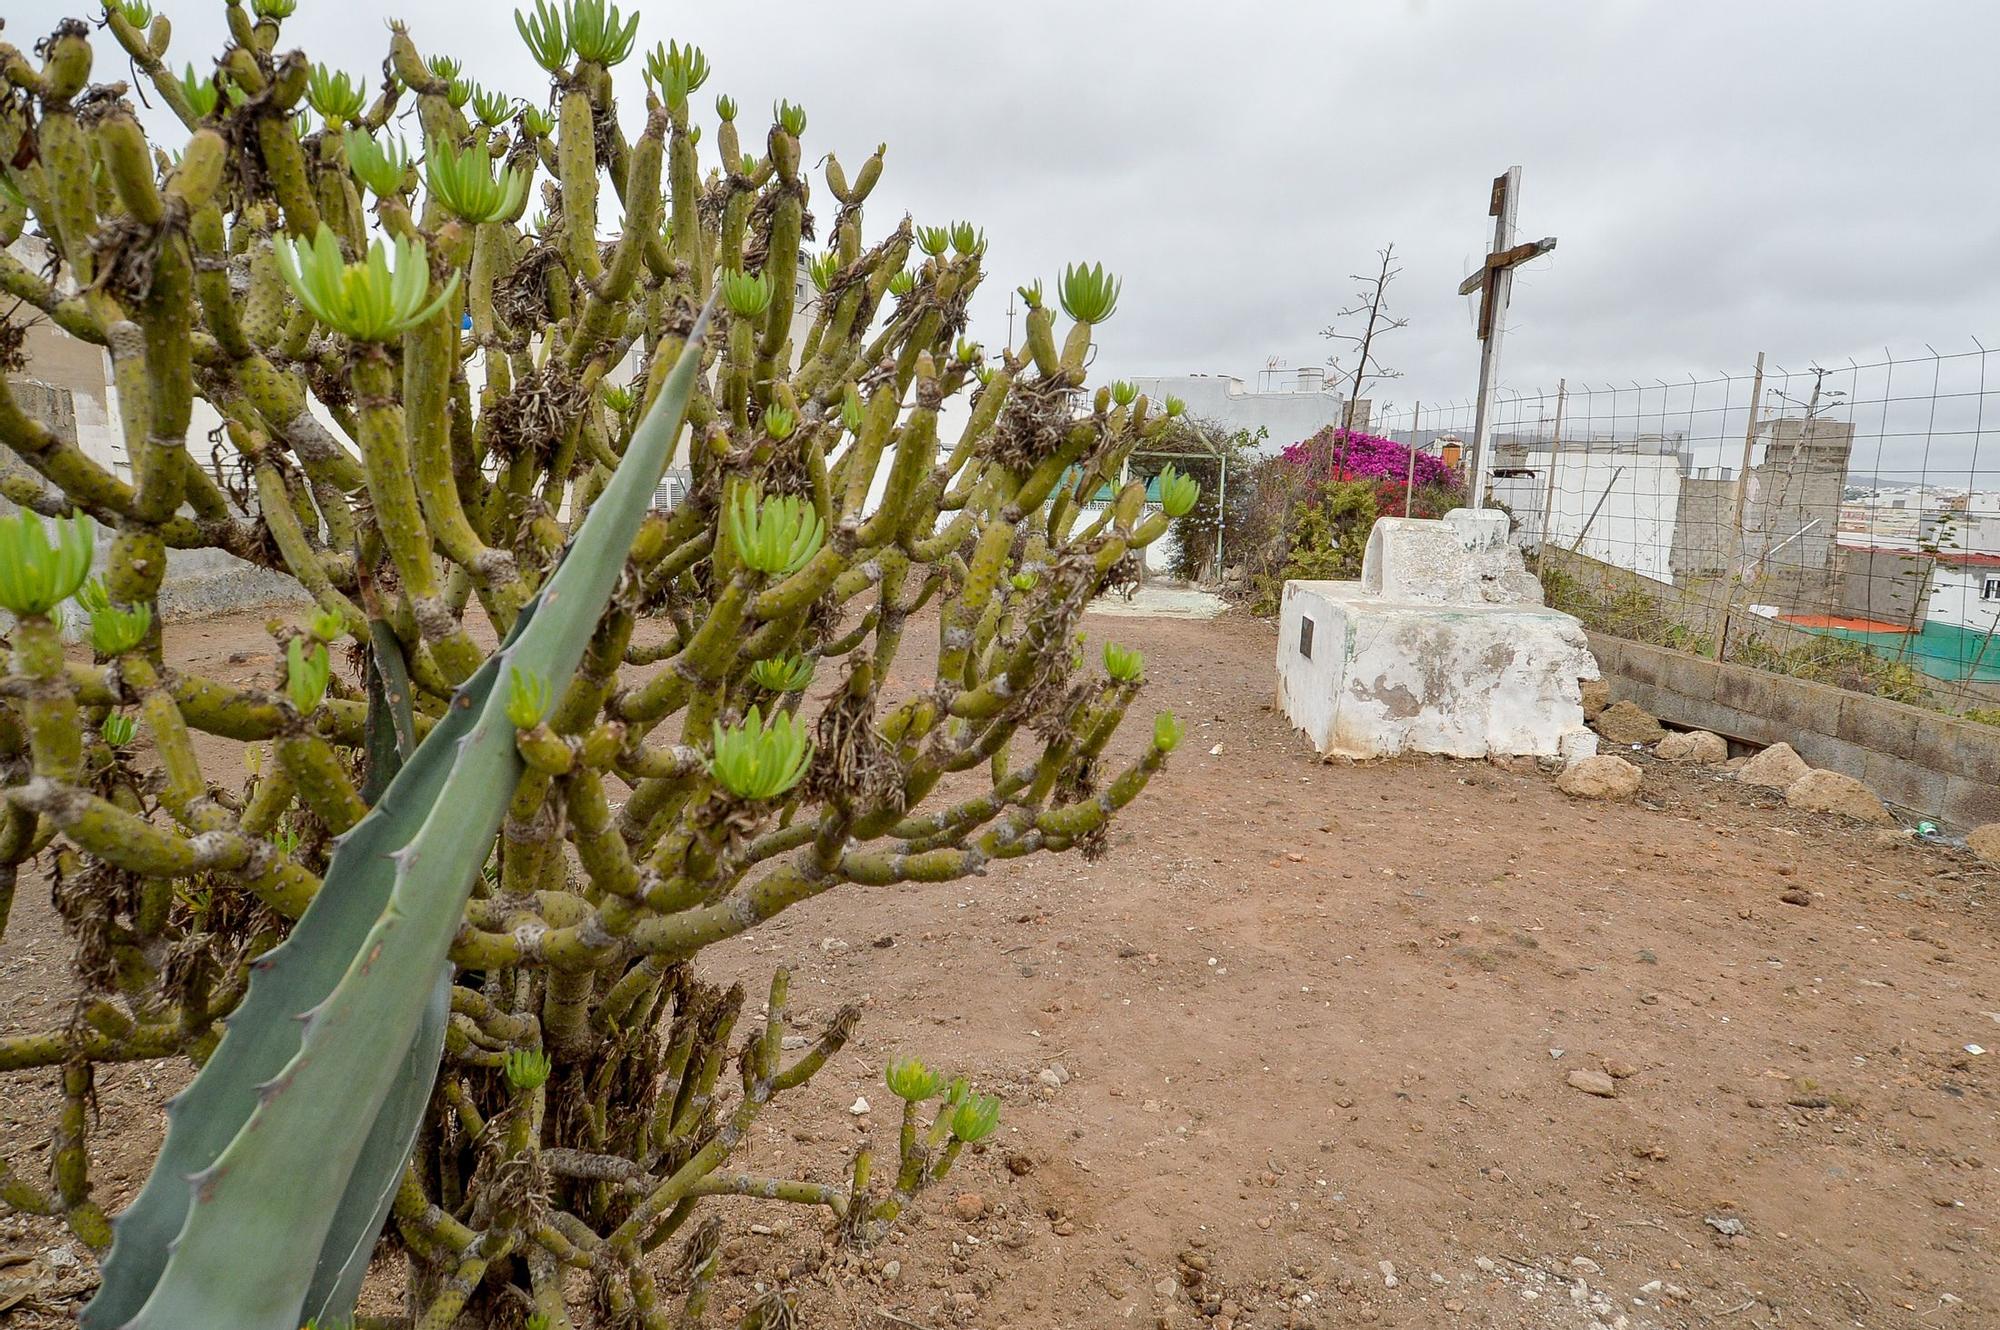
[1458,167,1556,507]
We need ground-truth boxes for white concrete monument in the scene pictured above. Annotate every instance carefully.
[1277,509,1599,760]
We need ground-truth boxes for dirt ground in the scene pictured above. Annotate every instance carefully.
[2,605,1996,1329]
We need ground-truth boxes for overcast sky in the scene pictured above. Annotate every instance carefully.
[17,0,2000,464]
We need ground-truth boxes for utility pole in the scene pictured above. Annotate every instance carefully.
[1459,167,1557,510]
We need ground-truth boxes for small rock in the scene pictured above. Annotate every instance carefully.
[1580,679,1611,721]
[953,1192,988,1222]
[849,1096,871,1115]
[1209,742,1224,756]
[819,936,849,953]
[1872,828,1915,849]
[1378,1260,1398,1289]
[1655,729,1728,764]
[1566,1069,1618,1098]
[1785,769,1894,825]
[881,1259,902,1282]
[1037,1068,1064,1090]
[1556,755,1643,801]
[1704,1215,1746,1237]
[1592,700,1667,745]
[1779,888,1813,907]
[1155,1277,1179,1299]
[1966,823,2000,865]
[1047,1062,1071,1085]
[780,1034,809,1050]
[1736,741,1810,789]
[1005,1152,1036,1176]
[1443,1297,1466,1313]
[1604,1059,1639,1079]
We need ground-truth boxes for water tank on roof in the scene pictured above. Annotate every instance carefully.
[1296,367,1324,393]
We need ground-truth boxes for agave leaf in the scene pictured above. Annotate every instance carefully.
[104,299,713,1330]
[297,967,448,1328]
[360,620,416,804]
[80,606,538,1329]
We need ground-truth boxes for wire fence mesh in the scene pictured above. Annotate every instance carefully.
[1363,344,2000,718]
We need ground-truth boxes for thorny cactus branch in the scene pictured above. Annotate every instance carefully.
[0,0,1197,1324]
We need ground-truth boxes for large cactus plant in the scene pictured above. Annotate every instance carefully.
[0,2,1195,1325]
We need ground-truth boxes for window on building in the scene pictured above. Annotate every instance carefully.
[1983,575,2000,601]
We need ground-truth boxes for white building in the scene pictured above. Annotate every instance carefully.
[1124,368,1356,454]
[1490,449,1689,583]
[1925,552,2000,634]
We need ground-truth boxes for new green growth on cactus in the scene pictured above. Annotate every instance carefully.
[708,705,812,800]
[0,513,94,615]
[0,2,1199,1323]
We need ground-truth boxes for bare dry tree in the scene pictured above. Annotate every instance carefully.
[1317,244,1408,481]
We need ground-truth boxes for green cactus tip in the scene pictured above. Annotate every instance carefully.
[915,224,949,258]
[276,225,460,342]
[950,1091,1001,1143]
[1153,711,1184,753]
[718,268,773,318]
[471,85,516,129]
[715,93,738,122]
[1157,464,1199,518]
[707,704,812,802]
[1009,571,1037,592]
[426,54,462,83]
[82,578,152,655]
[514,0,570,71]
[343,128,410,199]
[0,512,94,617]
[100,713,138,748]
[1016,279,1043,310]
[726,487,823,576]
[601,384,635,413]
[251,0,297,19]
[887,270,916,299]
[306,64,366,124]
[308,606,347,642]
[521,106,555,139]
[504,668,552,729]
[503,1048,552,1091]
[174,63,217,117]
[885,1056,943,1102]
[1165,395,1186,418]
[763,405,797,441]
[644,39,710,106]
[1059,261,1121,324]
[807,250,840,295]
[748,653,814,694]
[1110,379,1138,407]
[286,636,331,714]
[426,135,529,223]
[110,0,154,28]
[949,220,985,256]
[565,0,641,66]
[773,99,807,136]
[840,385,865,435]
[1102,642,1143,684]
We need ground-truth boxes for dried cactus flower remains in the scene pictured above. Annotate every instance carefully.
[0,1,1194,1324]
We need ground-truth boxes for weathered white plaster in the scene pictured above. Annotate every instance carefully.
[1278,511,1599,759]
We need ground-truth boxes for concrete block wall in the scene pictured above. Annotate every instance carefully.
[1588,631,2000,830]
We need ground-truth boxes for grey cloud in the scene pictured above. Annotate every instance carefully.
[11,0,1996,457]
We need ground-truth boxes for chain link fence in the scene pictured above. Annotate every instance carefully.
[1363,345,2000,718]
